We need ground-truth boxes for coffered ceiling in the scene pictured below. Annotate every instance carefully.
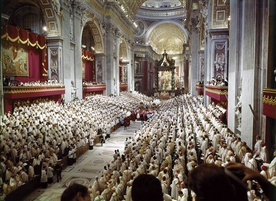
[134,0,187,55]
[117,0,186,19]
[148,23,186,54]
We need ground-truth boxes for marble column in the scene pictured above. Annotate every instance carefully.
[183,44,189,90]
[60,2,72,101]
[72,4,84,100]
[190,20,200,96]
[128,43,135,92]
[204,30,212,105]
[177,59,184,88]
[59,1,84,101]
[104,18,114,96]
[113,32,120,96]
[228,0,242,133]
[240,0,264,148]
[103,18,123,96]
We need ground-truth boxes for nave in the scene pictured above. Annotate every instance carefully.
[2,94,275,201]
[24,121,140,201]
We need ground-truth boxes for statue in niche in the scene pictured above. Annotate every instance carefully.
[235,82,242,130]
[71,81,77,100]
[52,0,61,15]
[50,58,58,80]
[135,63,141,74]
[123,67,127,83]
[200,57,205,81]
[235,96,242,129]
[214,52,225,72]
[70,14,74,40]
[135,81,141,92]
[136,20,145,36]
[97,62,103,83]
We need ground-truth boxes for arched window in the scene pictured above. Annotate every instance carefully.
[20,13,41,34]
[8,4,44,35]
[82,25,95,52]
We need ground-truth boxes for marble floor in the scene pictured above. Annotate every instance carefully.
[23,121,141,201]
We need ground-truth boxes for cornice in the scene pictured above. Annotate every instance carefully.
[136,6,186,20]
[62,0,73,12]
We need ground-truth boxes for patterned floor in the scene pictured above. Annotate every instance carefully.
[23,121,141,201]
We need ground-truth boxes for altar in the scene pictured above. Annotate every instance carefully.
[154,51,176,99]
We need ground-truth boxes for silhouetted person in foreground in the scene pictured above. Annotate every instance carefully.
[61,183,91,201]
[188,163,276,201]
[131,174,163,201]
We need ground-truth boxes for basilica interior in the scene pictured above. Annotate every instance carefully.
[0,0,276,201]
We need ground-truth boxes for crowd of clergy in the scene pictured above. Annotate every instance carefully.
[0,92,275,201]
[0,91,149,197]
[90,94,275,201]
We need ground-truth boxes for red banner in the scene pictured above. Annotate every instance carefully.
[1,24,48,78]
[82,49,94,61]
[1,24,46,49]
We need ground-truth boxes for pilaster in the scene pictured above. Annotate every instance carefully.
[61,1,72,101]
[128,42,135,92]
[240,0,262,148]
[94,53,105,85]
[190,16,200,96]
[104,19,115,96]
[114,31,121,96]
[228,0,242,133]
[47,37,63,82]
[72,1,85,100]
[60,0,86,101]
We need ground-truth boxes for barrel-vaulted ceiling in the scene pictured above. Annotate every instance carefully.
[117,0,187,54]
[148,23,186,54]
[134,0,187,54]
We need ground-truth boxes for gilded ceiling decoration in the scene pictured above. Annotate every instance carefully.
[148,23,186,54]
[141,0,182,8]
[117,0,186,20]
[115,0,146,20]
[133,0,187,55]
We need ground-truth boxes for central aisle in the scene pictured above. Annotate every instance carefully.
[24,121,141,201]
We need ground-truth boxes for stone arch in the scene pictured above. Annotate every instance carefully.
[1,0,62,36]
[82,24,95,52]
[38,0,62,36]
[82,18,104,54]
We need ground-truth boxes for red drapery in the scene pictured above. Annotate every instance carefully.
[82,49,94,82]
[84,59,93,81]
[82,49,94,61]
[119,60,123,83]
[1,24,48,80]
[2,24,46,48]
